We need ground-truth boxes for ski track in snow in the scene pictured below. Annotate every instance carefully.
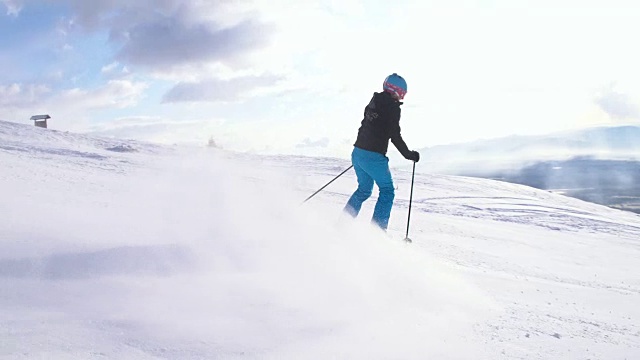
[1,120,640,359]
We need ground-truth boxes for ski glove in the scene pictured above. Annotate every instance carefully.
[410,150,420,163]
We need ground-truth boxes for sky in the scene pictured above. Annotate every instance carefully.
[1,0,640,158]
[2,118,640,358]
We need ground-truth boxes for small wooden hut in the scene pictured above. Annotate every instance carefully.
[30,114,50,128]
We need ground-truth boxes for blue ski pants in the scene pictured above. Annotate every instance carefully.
[344,147,395,230]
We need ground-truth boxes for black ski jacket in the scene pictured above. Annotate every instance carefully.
[353,91,413,159]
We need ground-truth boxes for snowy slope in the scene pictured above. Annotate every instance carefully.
[1,120,639,359]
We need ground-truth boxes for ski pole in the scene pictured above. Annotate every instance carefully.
[302,165,353,204]
[404,161,416,243]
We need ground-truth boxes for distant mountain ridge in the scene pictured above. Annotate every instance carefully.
[410,125,640,214]
[416,125,640,175]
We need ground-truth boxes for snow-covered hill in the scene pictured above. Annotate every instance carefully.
[1,120,639,359]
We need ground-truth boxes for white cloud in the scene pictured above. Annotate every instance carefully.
[15,0,280,109]
[162,74,284,103]
[0,83,51,108]
[2,0,21,16]
[116,18,273,71]
[39,0,274,72]
[56,80,148,110]
[0,80,148,129]
[596,87,640,121]
[101,62,120,74]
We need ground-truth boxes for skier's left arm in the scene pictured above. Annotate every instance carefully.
[389,109,419,162]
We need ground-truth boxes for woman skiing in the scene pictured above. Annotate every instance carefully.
[343,73,420,231]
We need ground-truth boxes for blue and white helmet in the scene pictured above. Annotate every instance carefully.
[383,73,407,100]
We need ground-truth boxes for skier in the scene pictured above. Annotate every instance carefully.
[343,73,420,231]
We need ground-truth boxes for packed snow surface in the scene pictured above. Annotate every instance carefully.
[1,120,639,359]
